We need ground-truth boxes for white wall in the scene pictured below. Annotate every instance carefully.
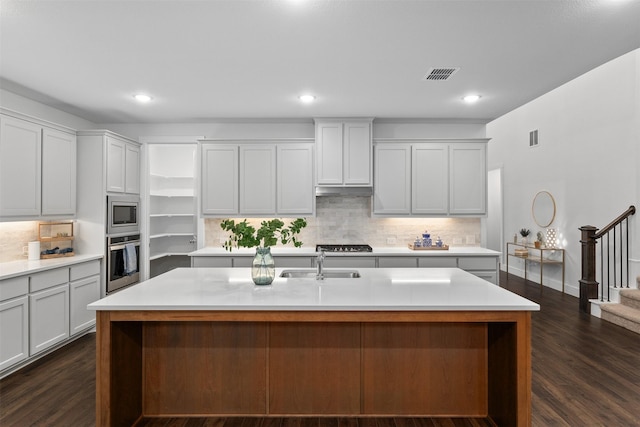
[487,49,640,296]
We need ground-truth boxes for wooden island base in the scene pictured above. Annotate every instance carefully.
[96,310,531,427]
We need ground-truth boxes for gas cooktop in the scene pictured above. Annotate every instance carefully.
[315,244,373,253]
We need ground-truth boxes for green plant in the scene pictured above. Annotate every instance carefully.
[220,218,307,251]
[536,231,544,243]
[519,228,531,238]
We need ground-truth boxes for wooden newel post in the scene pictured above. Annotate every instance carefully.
[579,226,598,313]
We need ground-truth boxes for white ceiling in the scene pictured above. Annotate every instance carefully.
[1,0,639,124]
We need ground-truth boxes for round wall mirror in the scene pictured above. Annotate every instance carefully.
[532,191,556,227]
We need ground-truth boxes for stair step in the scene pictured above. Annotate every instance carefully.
[620,289,640,310]
[600,304,640,334]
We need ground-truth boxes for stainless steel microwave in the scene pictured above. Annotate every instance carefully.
[107,195,140,235]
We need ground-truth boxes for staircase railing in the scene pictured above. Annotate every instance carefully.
[579,205,636,313]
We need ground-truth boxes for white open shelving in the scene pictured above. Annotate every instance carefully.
[147,145,198,275]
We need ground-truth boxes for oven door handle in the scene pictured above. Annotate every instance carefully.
[109,241,141,251]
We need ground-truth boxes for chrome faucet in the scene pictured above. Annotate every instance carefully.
[316,250,325,280]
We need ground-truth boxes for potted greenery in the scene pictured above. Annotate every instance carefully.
[535,231,544,249]
[519,228,531,245]
[220,218,307,285]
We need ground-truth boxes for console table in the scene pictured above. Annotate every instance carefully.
[506,242,565,292]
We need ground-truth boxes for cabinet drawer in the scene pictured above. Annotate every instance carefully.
[191,257,232,268]
[0,276,29,302]
[30,268,69,293]
[70,260,101,281]
[458,257,496,271]
[232,257,253,268]
[418,257,457,268]
[378,257,418,268]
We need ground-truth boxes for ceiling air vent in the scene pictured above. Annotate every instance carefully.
[423,67,460,81]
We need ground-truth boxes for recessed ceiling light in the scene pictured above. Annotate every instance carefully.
[299,94,315,103]
[463,94,481,103]
[133,94,153,103]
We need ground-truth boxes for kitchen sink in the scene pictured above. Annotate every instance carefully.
[279,269,361,279]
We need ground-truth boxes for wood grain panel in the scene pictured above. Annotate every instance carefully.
[269,322,361,415]
[362,322,488,416]
[143,322,267,415]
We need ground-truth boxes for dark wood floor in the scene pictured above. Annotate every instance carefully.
[2,272,640,427]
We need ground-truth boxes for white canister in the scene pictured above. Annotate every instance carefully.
[28,241,40,260]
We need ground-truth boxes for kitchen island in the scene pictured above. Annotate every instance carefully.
[89,267,538,427]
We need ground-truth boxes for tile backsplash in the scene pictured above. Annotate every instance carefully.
[0,221,39,263]
[205,196,481,249]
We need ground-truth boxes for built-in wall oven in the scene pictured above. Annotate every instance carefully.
[107,233,140,294]
[107,195,140,235]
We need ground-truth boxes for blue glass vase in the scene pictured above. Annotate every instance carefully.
[252,247,275,285]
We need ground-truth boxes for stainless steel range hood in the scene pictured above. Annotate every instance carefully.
[315,186,373,197]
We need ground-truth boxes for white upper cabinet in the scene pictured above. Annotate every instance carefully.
[125,143,140,194]
[106,135,140,195]
[412,144,448,215]
[0,112,77,220]
[343,122,372,184]
[373,139,488,217]
[201,144,239,215]
[42,128,76,216]
[315,119,372,187]
[277,144,314,215]
[316,122,343,185]
[373,144,411,215]
[200,140,314,217]
[0,115,42,217]
[239,145,276,215]
[106,136,125,193]
[449,143,486,215]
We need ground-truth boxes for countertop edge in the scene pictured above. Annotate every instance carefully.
[0,254,103,280]
[189,247,501,257]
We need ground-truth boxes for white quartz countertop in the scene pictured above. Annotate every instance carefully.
[0,254,103,280]
[189,246,500,257]
[88,267,538,312]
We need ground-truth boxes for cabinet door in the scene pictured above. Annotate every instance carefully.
[343,122,371,185]
[201,144,238,215]
[42,128,76,215]
[277,144,314,215]
[240,145,276,215]
[0,296,29,371]
[373,144,411,215]
[0,115,42,217]
[70,275,99,335]
[449,143,486,215]
[125,143,140,194]
[412,144,448,215]
[29,284,69,355]
[106,136,126,193]
[316,122,343,185]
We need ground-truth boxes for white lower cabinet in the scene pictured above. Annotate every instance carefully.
[69,273,99,336]
[29,284,69,355]
[0,259,101,375]
[0,296,29,371]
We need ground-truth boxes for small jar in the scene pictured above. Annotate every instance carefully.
[414,236,422,248]
[436,237,443,247]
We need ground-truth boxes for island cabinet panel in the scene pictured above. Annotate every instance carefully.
[362,322,488,416]
[142,322,267,416]
[269,323,361,415]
